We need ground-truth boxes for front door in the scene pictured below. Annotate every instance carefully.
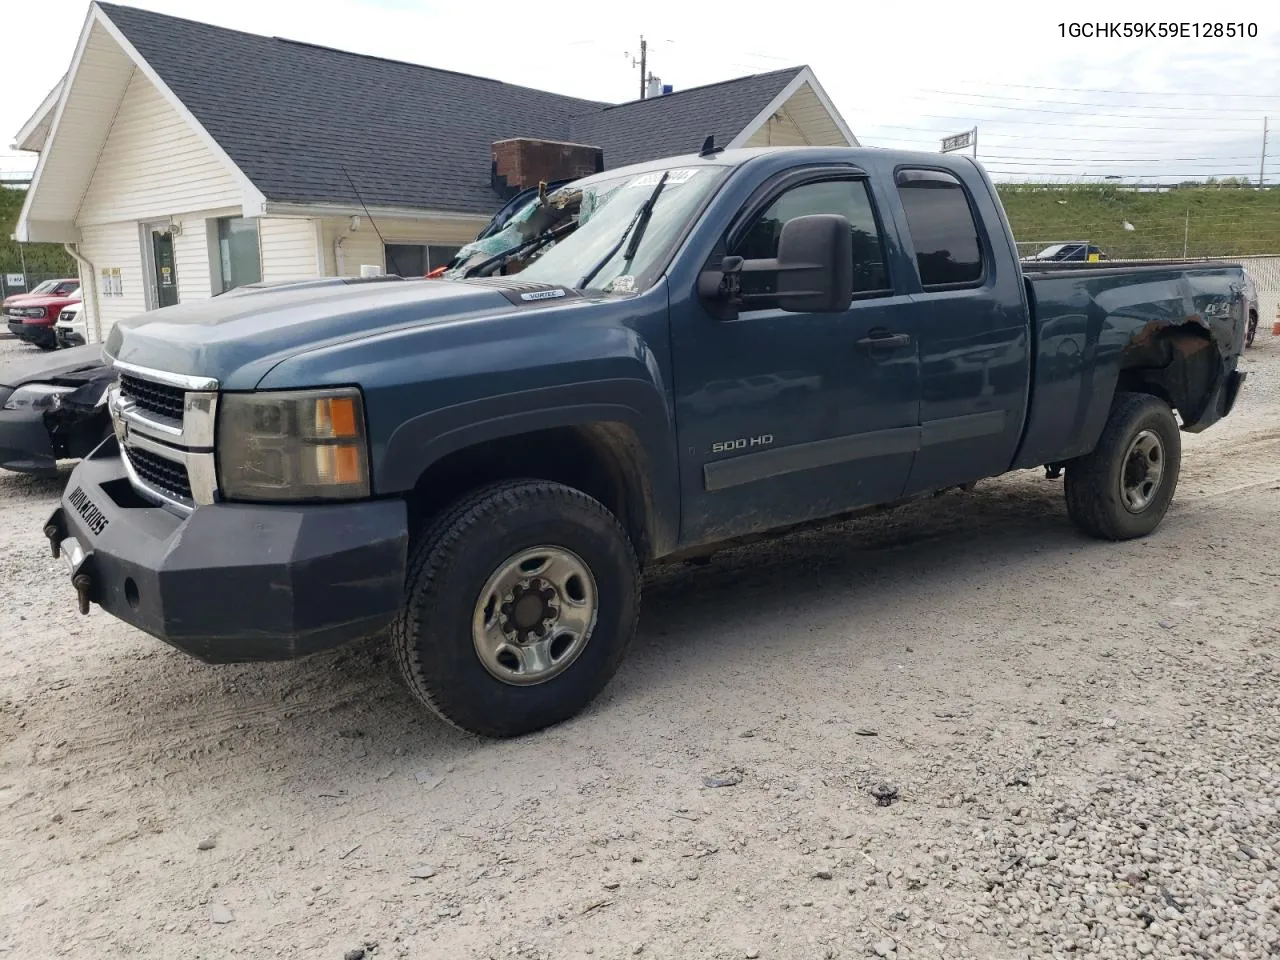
[142,223,179,309]
[671,173,922,546]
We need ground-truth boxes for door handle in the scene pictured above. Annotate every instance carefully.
[856,330,912,350]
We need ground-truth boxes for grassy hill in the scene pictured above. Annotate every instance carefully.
[995,183,1280,260]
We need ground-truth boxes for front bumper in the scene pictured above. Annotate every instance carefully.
[55,327,86,348]
[7,320,54,345]
[44,438,409,663]
[0,405,57,473]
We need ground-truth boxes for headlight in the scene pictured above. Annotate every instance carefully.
[216,387,371,501]
[2,383,76,411]
[20,307,47,318]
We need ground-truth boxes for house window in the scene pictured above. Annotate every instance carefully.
[213,216,262,293]
[384,243,462,277]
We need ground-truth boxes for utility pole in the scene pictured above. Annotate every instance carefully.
[628,36,648,100]
[1261,116,1269,187]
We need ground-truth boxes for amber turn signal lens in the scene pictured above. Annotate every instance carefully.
[314,443,364,486]
[315,396,360,438]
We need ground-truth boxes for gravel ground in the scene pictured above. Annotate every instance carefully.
[1,332,1279,960]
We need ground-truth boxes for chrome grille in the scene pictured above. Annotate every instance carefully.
[108,361,220,513]
[124,446,193,502]
[119,374,185,421]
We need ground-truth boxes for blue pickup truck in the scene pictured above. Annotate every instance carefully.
[45,146,1248,738]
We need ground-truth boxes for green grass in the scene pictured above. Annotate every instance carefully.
[0,186,76,276]
[995,183,1280,259]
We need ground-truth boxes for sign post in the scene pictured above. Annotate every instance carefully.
[940,126,978,159]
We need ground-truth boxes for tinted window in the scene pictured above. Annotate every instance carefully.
[896,171,983,287]
[731,178,890,308]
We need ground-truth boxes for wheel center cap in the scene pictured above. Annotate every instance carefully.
[499,578,559,643]
[513,594,544,629]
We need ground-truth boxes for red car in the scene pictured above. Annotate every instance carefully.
[4,279,82,351]
[1,277,78,310]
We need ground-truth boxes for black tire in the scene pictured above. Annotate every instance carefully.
[1246,311,1257,348]
[391,480,640,738]
[1064,392,1181,541]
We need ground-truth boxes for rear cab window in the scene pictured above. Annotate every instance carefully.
[894,169,985,290]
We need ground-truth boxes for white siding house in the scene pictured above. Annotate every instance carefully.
[13,2,857,346]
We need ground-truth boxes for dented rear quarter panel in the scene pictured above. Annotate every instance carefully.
[1012,263,1246,469]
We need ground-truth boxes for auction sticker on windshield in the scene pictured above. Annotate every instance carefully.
[626,169,701,188]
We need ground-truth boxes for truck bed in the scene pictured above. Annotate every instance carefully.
[1011,260,1247,471]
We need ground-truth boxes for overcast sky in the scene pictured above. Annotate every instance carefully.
[3,0,1279,184]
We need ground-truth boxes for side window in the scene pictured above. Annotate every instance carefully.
[895,170,983,289]
[730,178,890,308]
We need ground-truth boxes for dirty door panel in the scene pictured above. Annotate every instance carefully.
[672,176,922,545]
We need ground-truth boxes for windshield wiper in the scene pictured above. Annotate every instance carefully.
[576,172,669,289]
[460,221,575,279]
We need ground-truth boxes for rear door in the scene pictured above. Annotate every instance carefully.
[890,167,1030,495]
[671,169,922,544]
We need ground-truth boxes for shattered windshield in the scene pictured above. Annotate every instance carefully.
[446,163,728,293]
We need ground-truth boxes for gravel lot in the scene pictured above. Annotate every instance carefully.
[2,332,1278,960]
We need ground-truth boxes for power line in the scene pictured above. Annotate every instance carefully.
[860,123,1262,139]
[939,80,1280,100]
[908,89,1277,115]
[880,141,1267,157]
[904,113,1262,130]
[958,153,1268,162]
[980,158,1276,167]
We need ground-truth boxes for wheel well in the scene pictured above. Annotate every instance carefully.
[405,423,656,561]
[1116,323,1221,424]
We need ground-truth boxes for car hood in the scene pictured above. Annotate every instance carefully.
[4,294,82,308]
[106,277,575,390]
[0,343,108,388]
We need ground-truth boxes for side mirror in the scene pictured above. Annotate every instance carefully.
[697,214,854,318]
[772,214,854,313]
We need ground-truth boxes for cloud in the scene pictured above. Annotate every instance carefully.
[4,0,1279,183]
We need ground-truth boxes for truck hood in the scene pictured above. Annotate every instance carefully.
[105,277,576,389]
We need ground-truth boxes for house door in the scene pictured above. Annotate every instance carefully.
[142,222,179,308]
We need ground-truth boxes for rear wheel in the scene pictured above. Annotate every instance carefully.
[392,480,640,738]
[1246,310,1258,348]
[1064,392,1181,541]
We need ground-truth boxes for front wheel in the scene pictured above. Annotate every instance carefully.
[1064,392,1181,541]
[392,480,640,738]
[1246,311,1258,348]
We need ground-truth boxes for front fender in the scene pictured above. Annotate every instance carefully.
[378,378,679,552]
[254,287,680,553]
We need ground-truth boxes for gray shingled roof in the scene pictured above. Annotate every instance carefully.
[569,70,803,169]
[96,3,804,216]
